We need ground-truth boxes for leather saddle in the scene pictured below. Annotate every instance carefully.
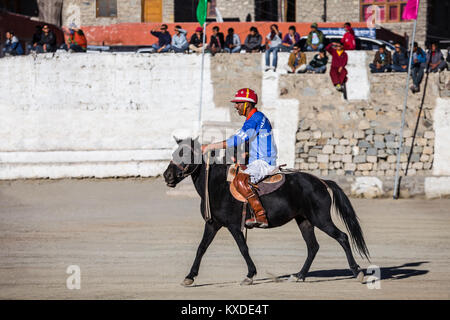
[227,164,286,202]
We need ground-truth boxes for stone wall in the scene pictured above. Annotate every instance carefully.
[296,0,428,46]
[276,51,448,196]
[0,51,449,198]
[62,0,142,26]
[216,0,255,22]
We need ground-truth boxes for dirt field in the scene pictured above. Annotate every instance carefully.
[0,178,449,300]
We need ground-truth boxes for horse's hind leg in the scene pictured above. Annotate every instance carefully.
[182,221,221,286]
[309,208,363,280]
[228,226,257,285]
[294,217,319,281]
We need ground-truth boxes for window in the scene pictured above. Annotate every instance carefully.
[360,0,410,23]
[96,0,117,18]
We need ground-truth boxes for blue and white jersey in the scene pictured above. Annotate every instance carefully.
[226,110,277,165]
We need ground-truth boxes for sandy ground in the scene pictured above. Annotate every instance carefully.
[0,178,449,300]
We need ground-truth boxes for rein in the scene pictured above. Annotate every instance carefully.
[204,151,212,222]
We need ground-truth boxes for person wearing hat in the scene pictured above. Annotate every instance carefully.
[201,88,277,228]
[61,24,87,52]
[189,27,205,53]
[306,23,324,52]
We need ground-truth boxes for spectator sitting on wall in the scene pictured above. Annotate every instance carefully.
[61,24,87,52]
[285,44,307,73]
[242,26,262,53]
[150,24,171,53]
[36,25,57,53]
[426,42,447,73]
[2,31,24,56]
[224,28,241,53]
[326,41,348,92]
[306,49,328,73]
[341,22,356,51]
[447,47,450,70]
[281,25,300,52]
[28,25,42,53]
[391,42,409,72]
[171,25,188,53]
[306,23,324,51]
[189,27,204,53]
[410,42,427,93]
[209,26,225,56]
[369,45,392,73]
[264,24,282,71]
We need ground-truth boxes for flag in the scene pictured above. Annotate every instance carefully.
[196,0,208,27]
[402,0,420,20]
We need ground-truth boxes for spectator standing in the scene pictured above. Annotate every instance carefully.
[326,42,348,92]
[285,44,307,73]
[61,25,87,52]
[391,43,409,72]
[189,27,204,53]
[3,31,24,56]
[264,24,282,71]
[306,23,324,51]
[410,42,427,93]
[224,28,241,53]
[150,24,171,53]
[426,42,447,73]
[242,27,262,52]
[306,49,328,73]
[369,45,392,73]
[36,25,56,53]
[281,25,300,52]
[341,22,356,50]
[209,26,225,55]
[171,25,189,53]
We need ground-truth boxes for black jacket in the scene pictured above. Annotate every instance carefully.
[393,47,409,66]
[210,32,224,48]
[190,33,203,47]
[39,31,56,47]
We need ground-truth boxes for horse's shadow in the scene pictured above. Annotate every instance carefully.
[188,261,430,287]
[260,261,430,284]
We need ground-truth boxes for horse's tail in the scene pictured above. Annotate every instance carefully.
[324,180,370,261]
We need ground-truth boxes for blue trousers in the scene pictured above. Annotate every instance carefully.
[265,46,279,68]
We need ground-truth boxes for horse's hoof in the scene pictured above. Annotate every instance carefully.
[240,277,253,286]
[356,270,365,283]
[288,275,298,282]
[181,278,194,286]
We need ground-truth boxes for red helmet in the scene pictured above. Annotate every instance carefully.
[230,88,258,105]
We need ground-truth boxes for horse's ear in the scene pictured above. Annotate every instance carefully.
[173,136,182,144]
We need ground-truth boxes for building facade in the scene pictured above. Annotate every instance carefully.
[58,0,447,46]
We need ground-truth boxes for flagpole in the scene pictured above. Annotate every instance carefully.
[198,22,207,132]
[393,17,418,199]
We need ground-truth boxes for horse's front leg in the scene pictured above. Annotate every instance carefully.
[228,226,257,285]
[182,221,221,286]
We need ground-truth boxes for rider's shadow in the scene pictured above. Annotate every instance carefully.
[262,261,430,284]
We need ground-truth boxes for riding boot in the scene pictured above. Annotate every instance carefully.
[233,171,269,228]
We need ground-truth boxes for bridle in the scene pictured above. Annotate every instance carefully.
[170,143,202,179]
[170,142,212,222]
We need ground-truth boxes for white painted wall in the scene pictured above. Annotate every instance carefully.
[0,52,299,179]
[0,52,228,179]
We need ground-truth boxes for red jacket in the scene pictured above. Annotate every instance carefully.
[341,28,356,50]
[325,43,348,68]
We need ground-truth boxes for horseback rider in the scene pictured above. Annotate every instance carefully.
[201,88,277,228]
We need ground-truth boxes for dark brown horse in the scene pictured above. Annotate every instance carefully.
[164,138,369,285]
